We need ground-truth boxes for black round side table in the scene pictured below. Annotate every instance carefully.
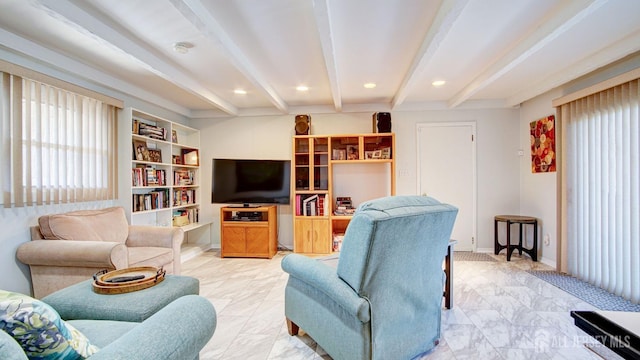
[494,215,538,261]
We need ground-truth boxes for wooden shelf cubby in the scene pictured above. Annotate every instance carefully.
[292,133,395,254]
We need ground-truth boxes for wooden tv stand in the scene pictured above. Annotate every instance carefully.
[220,205,277,258]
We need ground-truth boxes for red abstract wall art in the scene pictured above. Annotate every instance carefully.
[530,115,556,173]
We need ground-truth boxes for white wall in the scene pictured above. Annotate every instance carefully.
[192,108,520,251]
[392,109,521,252]
[519,89,562,267]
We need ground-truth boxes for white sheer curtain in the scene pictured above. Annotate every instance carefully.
[0,72,118,207]
[557,77,639,303]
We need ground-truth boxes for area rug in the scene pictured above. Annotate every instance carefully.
[453,252,497,262]
[527,270,640,312]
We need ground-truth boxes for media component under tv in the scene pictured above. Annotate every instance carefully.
[212,158,291,205]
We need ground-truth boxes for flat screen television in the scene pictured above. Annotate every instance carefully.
[211,159,291,206]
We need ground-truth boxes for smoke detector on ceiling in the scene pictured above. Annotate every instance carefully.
[173,42,194,54]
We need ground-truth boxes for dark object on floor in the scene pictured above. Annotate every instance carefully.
[571,310,640,360]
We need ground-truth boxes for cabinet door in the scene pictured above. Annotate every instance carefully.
[294,219,314,253]
[313,138,329,190]
[294,138,310,190]
[222,226,246,254]
[311,219,330,253]
[246,226,269,255]
[294,218,330,254]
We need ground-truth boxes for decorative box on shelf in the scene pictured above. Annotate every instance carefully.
[172,215,189,227]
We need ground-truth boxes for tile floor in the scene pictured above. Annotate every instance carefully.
[182,251,620,360]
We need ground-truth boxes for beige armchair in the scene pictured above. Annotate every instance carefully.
[17,207,184,298]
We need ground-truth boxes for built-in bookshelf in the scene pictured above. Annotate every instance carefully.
[292,133,395,254]
[119,108,212,259]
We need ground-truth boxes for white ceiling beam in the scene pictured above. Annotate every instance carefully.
[0,28,192,117]
[506,29,640,107]
[171,0,289,114]
[448,0,606,108]
[312,0,342,112]
[36,0,239,115]
[391,0,470,109]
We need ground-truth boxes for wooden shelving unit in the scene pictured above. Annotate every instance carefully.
[120,108,211,258]
[292,133,395,254]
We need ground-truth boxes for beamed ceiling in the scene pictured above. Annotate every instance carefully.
[1,0,639,118]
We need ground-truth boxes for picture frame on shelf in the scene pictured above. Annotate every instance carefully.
[172,155,182,164]
[171,130,178,143]
[332,149,346,160]
[133,140,149,162]
[380,147,391,159]
[371,150,382,159]
[365,150,374,159]
[182,149,199,166]
[148,149,162,163]
[346,145,358,160]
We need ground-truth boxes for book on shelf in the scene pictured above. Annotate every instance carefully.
[132,189,169,212]
[173,169,195,186]
[303,194,318,216]
[137,121,167,141]
[132,167,166,186]
[173,188,196,206]
[295,194,328,216]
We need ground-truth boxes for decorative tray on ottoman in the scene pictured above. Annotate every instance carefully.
[92,266,165,294]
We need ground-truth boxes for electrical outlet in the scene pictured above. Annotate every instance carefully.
[543,234,550,246]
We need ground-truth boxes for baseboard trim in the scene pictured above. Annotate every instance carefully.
[181,244,214,263]
[474,247,556,268]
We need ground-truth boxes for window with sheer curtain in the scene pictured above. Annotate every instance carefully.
[0,71,118,207]
[556,74,639,303]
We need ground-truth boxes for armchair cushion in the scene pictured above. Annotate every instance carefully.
[38,207,129,243]
[127,247,174,269]
[0,290,99,359]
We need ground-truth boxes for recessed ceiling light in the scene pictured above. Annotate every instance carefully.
[296,85,309,92]
[173,41,194,54]
[234,89,247,95]
[364,82,377,89]
[432,80,446,87]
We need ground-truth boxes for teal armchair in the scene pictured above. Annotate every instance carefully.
[282,196,458,360]
[1,292,215,360]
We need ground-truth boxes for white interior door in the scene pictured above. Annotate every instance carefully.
[417,122,476,251]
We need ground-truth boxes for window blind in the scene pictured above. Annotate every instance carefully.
[557,77,639,303]
[0,72,118,207]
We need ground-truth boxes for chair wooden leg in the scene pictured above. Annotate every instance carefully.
[286,318,299,336]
